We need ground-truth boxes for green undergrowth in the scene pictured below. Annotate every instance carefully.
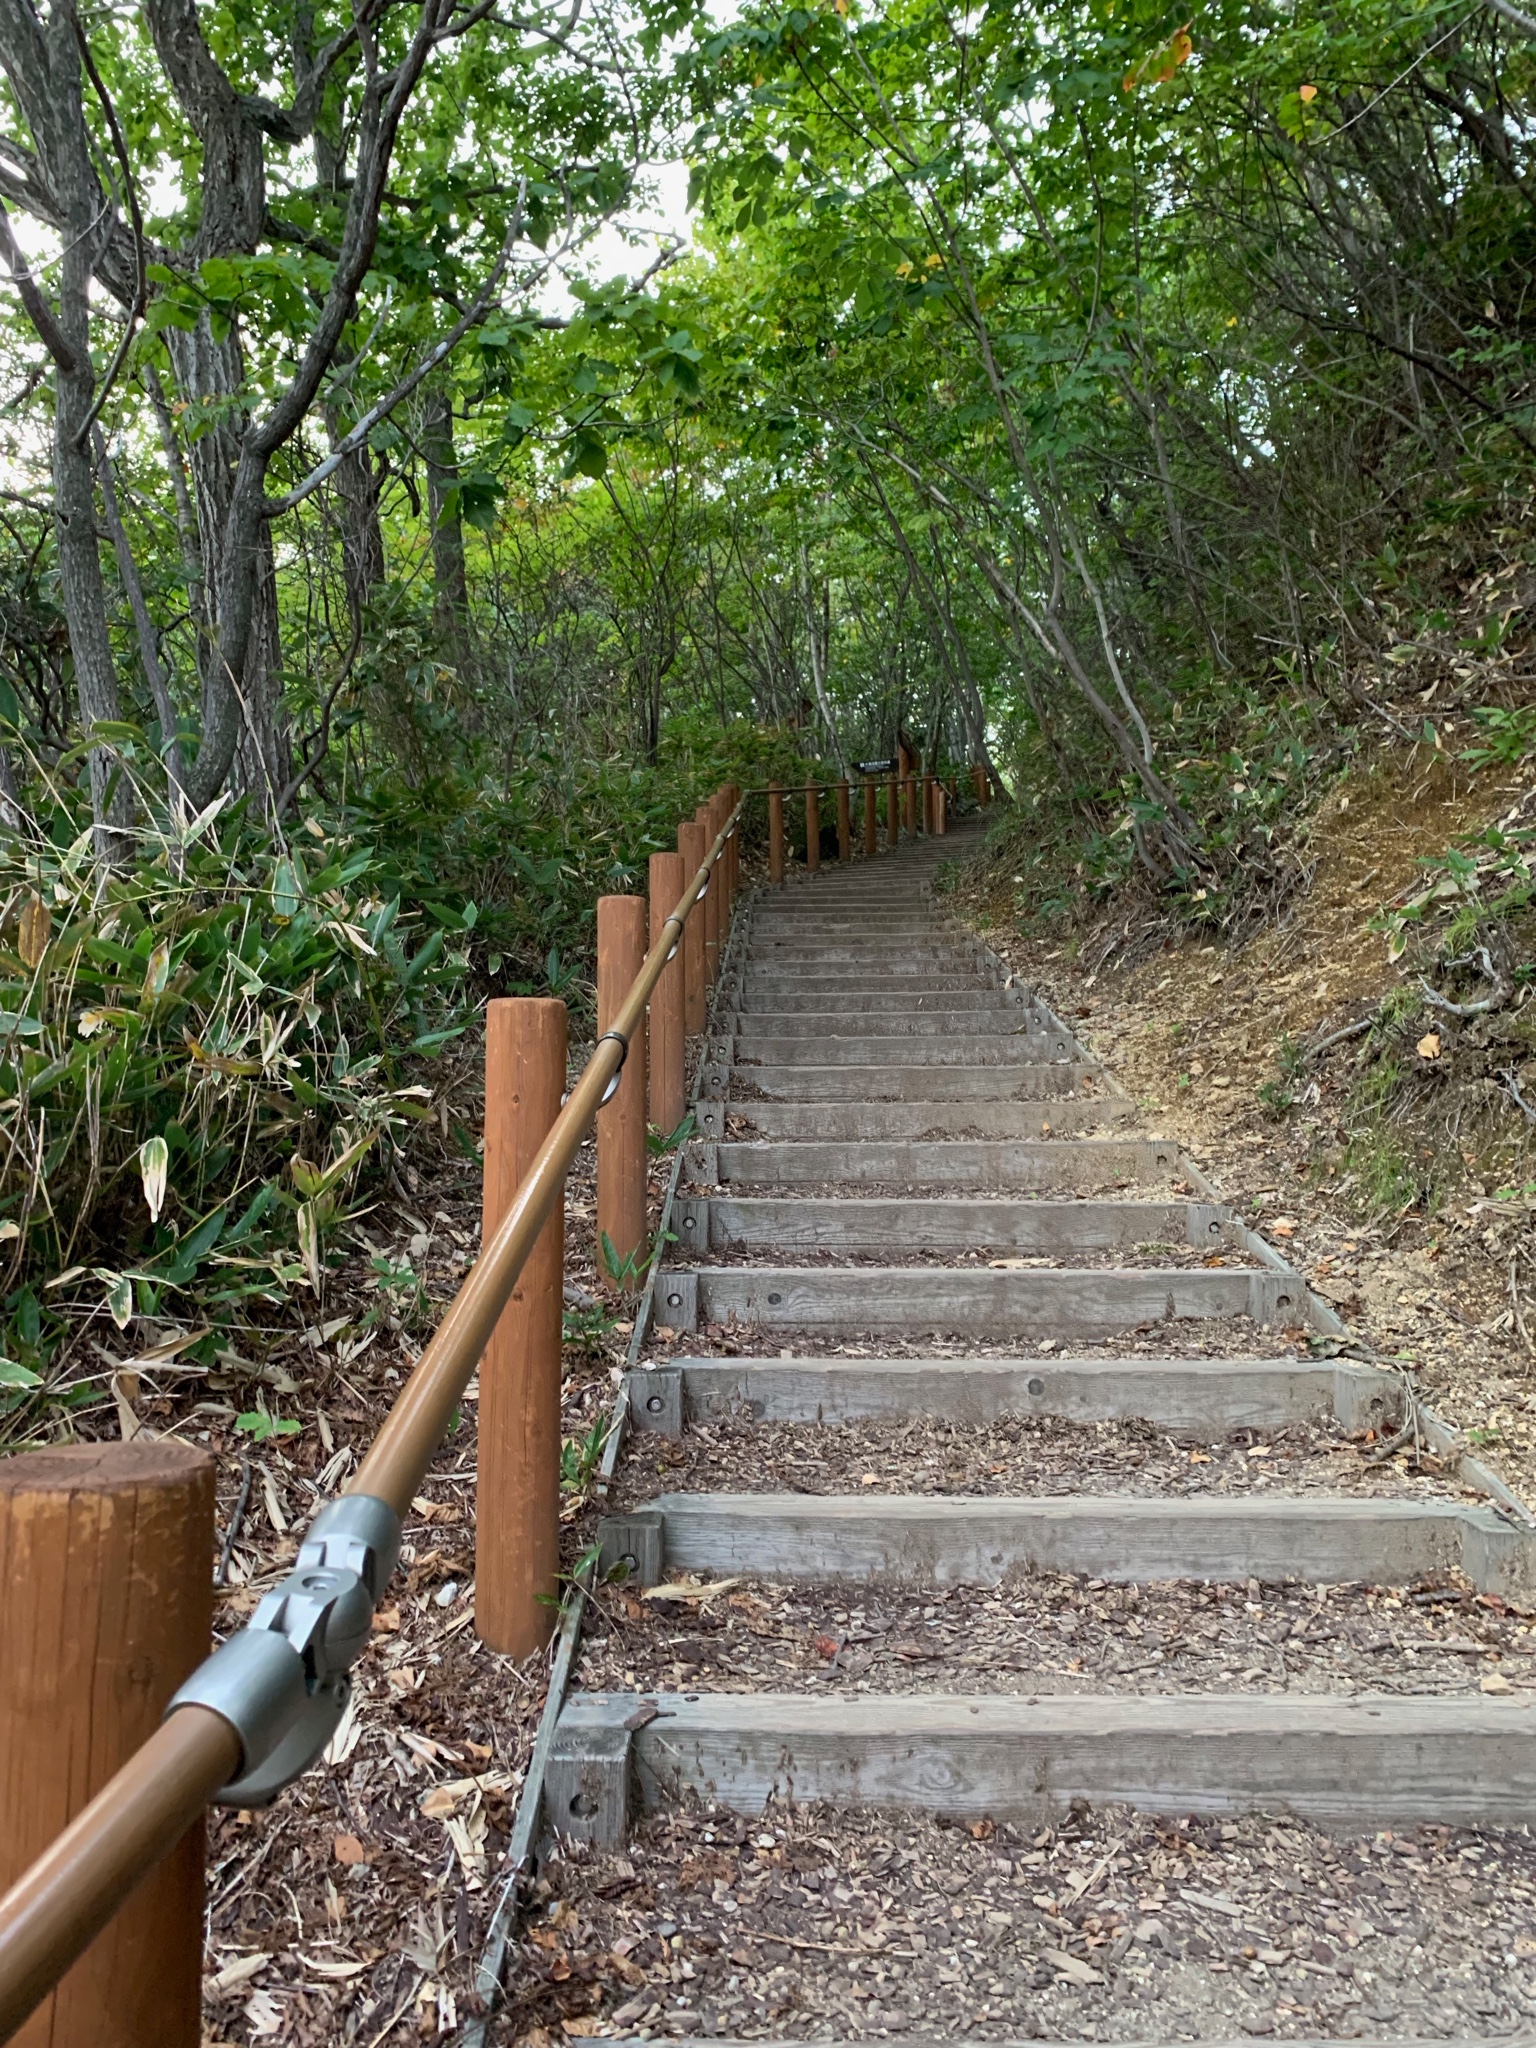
[0,715,816,1446]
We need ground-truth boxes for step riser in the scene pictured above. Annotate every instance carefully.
[735,1038,1077,1066]
[657,1357,1403,1434]
[735,992,1016,1014]
[673,1196,1236,1252]
[754,922,971,937]
[750,944,982,963]
[706,1066,1104,1102]
[558,1692,1536,1833]
[693,1139,1180,1186]
[695,1101,1135,1139]
[740,974,996,994]
[637,1494,1534,1598]
[681,1267,1311,1334]
[731,1012,1032,1040]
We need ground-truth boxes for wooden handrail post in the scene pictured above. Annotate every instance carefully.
[835,779,851,861]
[721,783,739,914]
[698,799,720,987]
[804,782,820,874]
[677,816,706,1030]
[648,852,686,1137]
[973,762,989,804]
[922,771,935,834]
[597,896,648,1287]
[0,1442,213,2048]
[887,768,900,849]
[477,997,565,1656]
[935,781,948,835]
[903,771,917,834]
[862,775,877,858]
[767,783,785,884]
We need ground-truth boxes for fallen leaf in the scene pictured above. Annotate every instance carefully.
[245,1990,283,2037]
[420,1786,460,1818]
[332,1833,367,1866]
[642,1577,741,1604]
[371,1604,401,1632]
[297,1954,369,1980]
[1417,1032,1442,1060]
[1480,1672,1514,1695]
[1271,1218,1297,1238]
[206,1952,272,1995]
[561,2017,607,2034]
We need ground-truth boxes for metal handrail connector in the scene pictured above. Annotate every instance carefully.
[0,797,744,2045]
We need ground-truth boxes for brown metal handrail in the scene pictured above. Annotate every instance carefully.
[0,797,744,2044]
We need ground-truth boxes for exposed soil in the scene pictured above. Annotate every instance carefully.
[953,760,1536,1514]
[577,1568,1536,1701]
[500,1797,1536,2043]
[605,1412,1474,1512]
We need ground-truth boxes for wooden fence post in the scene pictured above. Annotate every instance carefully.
[804,782,820,874]
[922,772,935,834]
[678,816,706,1032]
[768,784,785,884]
[835,779,851,861]
[698,799,720,988]
[973,763,989,804]
[477,997,565,1657]
[597,895,648,1288]
[863,775,877,857]
[648,852,686,1138]
[887,768,900,849]
[903,771,918,834]
[721,783,739,916]
[0,1442,213,2048]
[935,782,948,835]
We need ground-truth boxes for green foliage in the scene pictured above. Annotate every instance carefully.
[560,1415,612,1494]
[1460,708,1536,775]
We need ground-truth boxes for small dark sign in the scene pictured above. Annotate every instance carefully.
[854,758,896,774]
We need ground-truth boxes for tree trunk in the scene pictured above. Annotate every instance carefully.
[44,16,131,861]
[422,387,470,649]
[163,321,291,811]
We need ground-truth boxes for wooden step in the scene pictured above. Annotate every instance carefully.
[630,1352,1403,1434]
[610,1491,1535,1596]
[553,1689,1536,1835]
[689,1137,1181,1188]
[671,1195,1237,1252]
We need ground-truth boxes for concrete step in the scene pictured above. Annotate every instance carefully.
[695,1099,1136,1140]
[707,1064,1105,1102]
[554,1688,1536,1833]
[735,989,1016,1014]
[633,1353,1403,1434]
[609,1492,1535,1597]
[689,1136,1178,1185]
[667,1262,1310,1334]
[731,1011,1043,1041]
[735,1034,1078,1067]
[672,1195,1238,1252]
